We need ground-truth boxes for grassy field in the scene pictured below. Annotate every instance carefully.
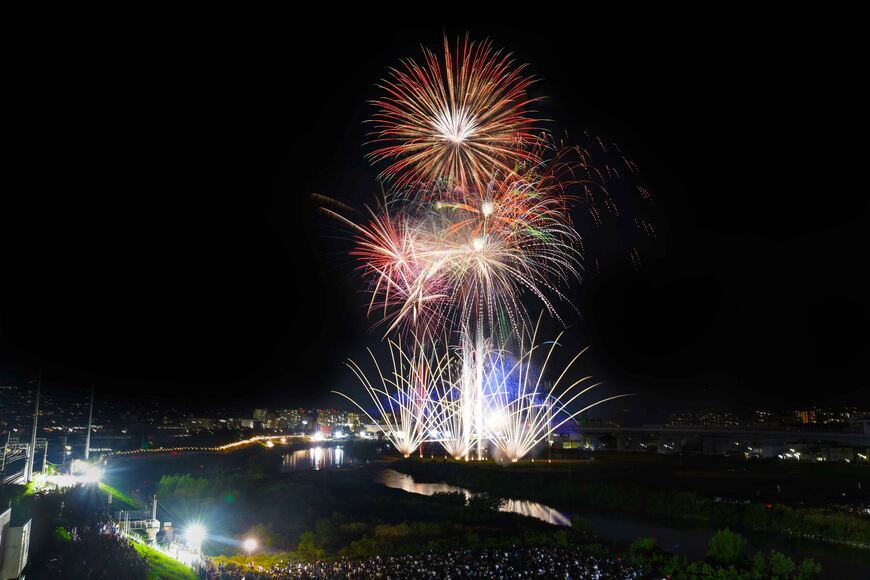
[132,542,197,580]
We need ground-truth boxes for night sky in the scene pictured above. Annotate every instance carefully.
[2,20,866,416]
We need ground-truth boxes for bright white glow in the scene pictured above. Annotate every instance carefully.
[312,432,324,442]
[472,236,486,252]
[481,201,494,217]
[433,106,477,143]
[265,440,274,448]
[243,538,257,553]
[186,524,206,547]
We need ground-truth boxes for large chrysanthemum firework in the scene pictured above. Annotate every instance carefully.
[368,34,544,191]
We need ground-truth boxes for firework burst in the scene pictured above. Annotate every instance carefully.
[323,34,643,464]
[368,34,545,191]
[329,153,585,342]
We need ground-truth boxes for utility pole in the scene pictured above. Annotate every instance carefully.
[26,370,42,483]
[1,431,10,472]
[85,384,95,461]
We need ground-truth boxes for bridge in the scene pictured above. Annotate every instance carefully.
[573,425,870,457]
[106,434,307,457]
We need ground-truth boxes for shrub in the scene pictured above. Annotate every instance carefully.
[768,550,796,578]
[706,528,746,564]
[630,537,657,554]
[466,492,505,512]
[795,557,822,580]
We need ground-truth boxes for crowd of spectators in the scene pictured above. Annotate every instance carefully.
[199,546,641,579]
[47,520,149,579]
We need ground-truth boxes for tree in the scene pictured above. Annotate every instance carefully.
[706,528,746,565]
[795,557,821,580]
[768,550,796,578]
[750,551,767,579]
[630,537,657,554]
[296,531,326,561]
[466,492,505,512]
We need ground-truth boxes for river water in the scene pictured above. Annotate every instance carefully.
[374,467,870,578]
[281,446,359,471]
[375,468,573,527]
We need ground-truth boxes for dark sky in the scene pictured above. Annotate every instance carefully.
[2,18,867,415]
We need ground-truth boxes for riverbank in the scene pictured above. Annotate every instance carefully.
[390,455,870,548]
[89,443,867,577]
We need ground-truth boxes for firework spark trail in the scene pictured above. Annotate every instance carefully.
[426,347,473,459]
[483,322,633,462]
[334,338,452,457]
[332,322,631,462]
[368,34,545,191]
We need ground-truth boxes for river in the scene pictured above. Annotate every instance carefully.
[374,467,870,578]
[115,446,869,578]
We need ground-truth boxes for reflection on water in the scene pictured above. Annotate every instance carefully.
[282,446,356,471]
[501,499,572,527]
[373,468,869,577]
[375,468,572,527]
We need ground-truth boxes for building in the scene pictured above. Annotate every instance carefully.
[315,409,346,431]
[0,507,30,580]
[795,409,817,425]
[346,412,362,430]
[851,415,870,435]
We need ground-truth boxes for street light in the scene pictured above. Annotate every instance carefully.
[243,537,257,556]
[186,524,207,553]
